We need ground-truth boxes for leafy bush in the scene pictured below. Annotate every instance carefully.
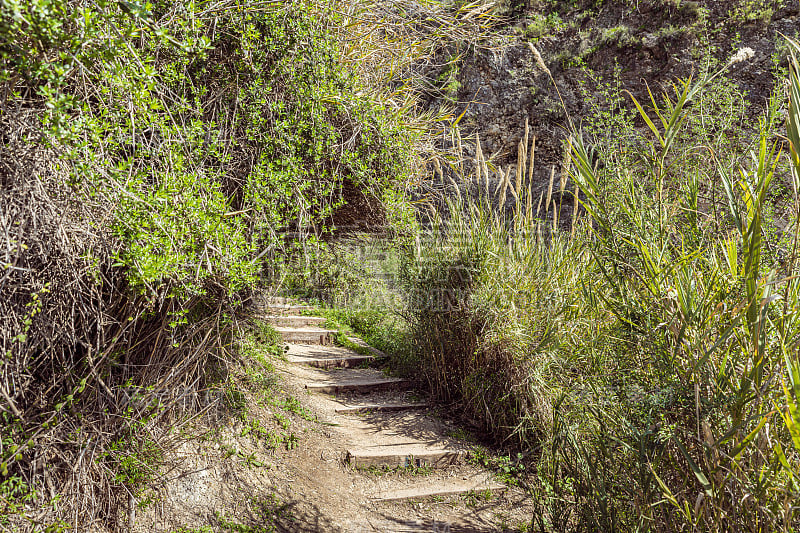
[0,0,417,528]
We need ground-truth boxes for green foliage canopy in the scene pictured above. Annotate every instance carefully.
[1,0,415,298]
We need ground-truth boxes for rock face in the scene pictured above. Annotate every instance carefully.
[426,0,800,204]
[458,41,553,156]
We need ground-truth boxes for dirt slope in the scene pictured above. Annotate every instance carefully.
[134,309,535,532]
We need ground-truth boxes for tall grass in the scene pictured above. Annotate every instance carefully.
[401,193,598,444]
[400,42,800,531]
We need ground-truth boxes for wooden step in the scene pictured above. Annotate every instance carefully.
[275,327,336,345]
[263,315,326,327]
[286,344,374,368]
[347,447,464,468]
[334,402,428,414]
[267,305,313,316]
[264,296,301,306]
[373,480,507,502]
[288,354,374,369]
[305,377,409,394]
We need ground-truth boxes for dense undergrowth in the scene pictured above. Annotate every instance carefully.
[398,51,800,530]
[299,43,800,531]
[0,0,439,528]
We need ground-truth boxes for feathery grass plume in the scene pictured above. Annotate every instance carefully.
[728,47,755,66]
[527,42,551,78]
[499,167,509,212]
[552,199,558,228]
[527,135,536,198]
[495,166,505,195]
[426,202,437,225]
[513,166,522,221]
[433,157,443,182]
[519,118,529,199]
[517,140,525,198]
[523,117,529,165]
[449,175,462,202]
[545,167,555,211]
[526,181,534,223]
[481,148,492,196]
[535,190,543,218]
[482,149,491,200]
[507,166,518,201]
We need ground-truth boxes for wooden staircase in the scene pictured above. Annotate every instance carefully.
[263,300,506,502]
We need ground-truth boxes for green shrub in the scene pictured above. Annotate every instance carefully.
[0,0,417,527]
[15,0,414,297]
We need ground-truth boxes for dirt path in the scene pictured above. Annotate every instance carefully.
[135,303,534,532]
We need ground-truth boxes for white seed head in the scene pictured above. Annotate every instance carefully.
[729,47,755,65]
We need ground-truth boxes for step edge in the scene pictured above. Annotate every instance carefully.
[373,482,507,502]
[333,402,428,413]
[274,327,338,333]
[305,378,408,388]
[346,448,465,458]
[288,356,373,362]
[262,314,325,320]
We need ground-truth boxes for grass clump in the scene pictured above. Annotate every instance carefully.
[522,12,567,42]
[400,195,596,445]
